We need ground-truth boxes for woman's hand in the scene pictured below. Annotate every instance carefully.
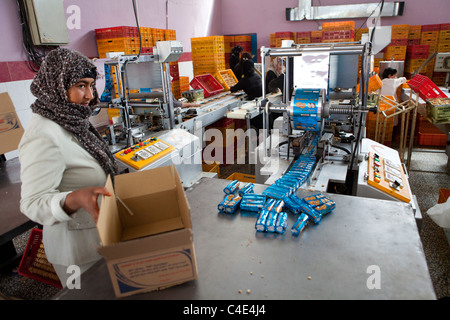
[63,187,111,223]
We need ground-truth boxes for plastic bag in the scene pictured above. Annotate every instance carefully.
[427,197,450,228]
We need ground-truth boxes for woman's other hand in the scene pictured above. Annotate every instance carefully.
[63,187,112,222]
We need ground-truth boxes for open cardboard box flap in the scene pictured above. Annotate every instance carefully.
[97,165,192,246]
[95,165,196,298]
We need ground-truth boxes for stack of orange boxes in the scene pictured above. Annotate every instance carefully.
[321,21,354,43]
[95,26,141,58]
[383,25,409,61]
[438,24,450,52]
[275,32,295,47]
[224,36,233,69]
[95,26,177,58]
[270,34,276,47]
[139,27,153,53]
[404,44,430,79]
[408,25,422,45]
[232,35,252,53]
[191,36,226,77]
[295,32,311,44]
[164,29,177,41]
[170,61,181,99]
[420,24,440,52]
[152,28,165,44]
[420,24,440,79]
[310,31,322,43]
[179,76,190,95]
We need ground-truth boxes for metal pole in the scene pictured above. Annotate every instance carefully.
[165,62,175,129]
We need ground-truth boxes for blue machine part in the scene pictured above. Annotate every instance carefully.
[292,88,321,132]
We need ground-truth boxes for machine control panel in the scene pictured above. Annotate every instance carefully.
[367,151,411,203]
[115,137,174,170]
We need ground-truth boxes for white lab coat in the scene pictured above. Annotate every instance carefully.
[19,114,106,268]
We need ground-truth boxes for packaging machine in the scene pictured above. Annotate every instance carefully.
[251,41,421,222]
[95,40,281,186]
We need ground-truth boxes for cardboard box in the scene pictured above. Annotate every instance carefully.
[97,165,197,298]
[0,92,24,155]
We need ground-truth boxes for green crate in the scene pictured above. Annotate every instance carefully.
[426,98,450,123]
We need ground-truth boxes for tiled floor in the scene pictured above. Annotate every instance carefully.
[408,149,450,299]
[1,149,449,300]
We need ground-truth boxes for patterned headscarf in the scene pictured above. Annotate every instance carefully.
[30,48,118,177]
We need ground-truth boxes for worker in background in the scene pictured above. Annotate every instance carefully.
[265,57,282,89]
[18,48,118,287]
[234,52,254,79]
[266,57,286,94]
[380,67,407,119]
[230,58,262,100]
[229,45,243,78]
[382,67,398,79]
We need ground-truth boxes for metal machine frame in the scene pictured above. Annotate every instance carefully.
[102,41,183,148]
[257,42,374,192]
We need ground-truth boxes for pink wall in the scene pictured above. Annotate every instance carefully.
[0,0,223,62]
[1,0,449,78]
[221,0,450,51]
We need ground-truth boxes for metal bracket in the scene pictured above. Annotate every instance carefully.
[286,0,404,21]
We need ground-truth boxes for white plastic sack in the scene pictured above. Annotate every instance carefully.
[427,197,450,228]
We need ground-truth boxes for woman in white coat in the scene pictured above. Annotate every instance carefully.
[19,48,118,287]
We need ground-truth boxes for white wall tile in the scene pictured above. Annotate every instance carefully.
[5,80,30,111]
[179,61,194,85]
[23,79,36,105]
[17,108,33,129]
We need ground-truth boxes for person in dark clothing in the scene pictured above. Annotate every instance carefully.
[229,45,243,77]
[265,57,282,90]
[234,52,253,79]
[382,67,398,79]
[230,59,262,100]
[266,57,285,94]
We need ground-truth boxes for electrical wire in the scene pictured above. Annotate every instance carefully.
[330,143,351,154]
[354,0,385,41]
[370,0,384,43]
[16,0,51,72]
[132,0,142,58]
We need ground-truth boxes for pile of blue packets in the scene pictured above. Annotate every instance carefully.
[262,155,316,200]
[289,193,336,236]
[218,180,255,214]
[254,199,288,234]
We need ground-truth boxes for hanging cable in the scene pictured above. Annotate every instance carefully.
[16,0,53,72]
[354,0,385,42]
[132,0,142,58]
